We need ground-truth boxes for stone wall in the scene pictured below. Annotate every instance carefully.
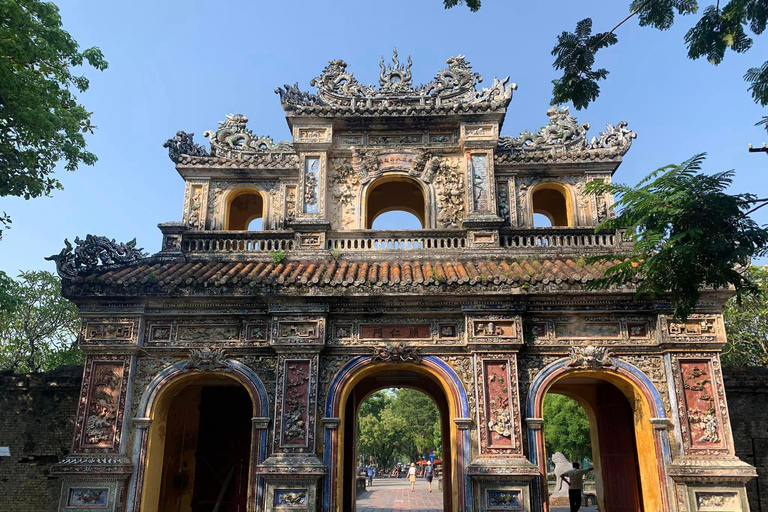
[723,366,768,512]
[0,365,82,512]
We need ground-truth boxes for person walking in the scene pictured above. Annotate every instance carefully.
[408,463,417,492]
[424,461,435,493]
[367,465,374,487]
[560,462,593,512]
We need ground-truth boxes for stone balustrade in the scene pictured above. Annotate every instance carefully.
[182,230,295,254]
[325,230,467,252]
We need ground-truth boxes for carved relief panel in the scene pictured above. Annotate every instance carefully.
[671,353,731,455]
[466,315,522,346]
[661,315,724,344]
[271,316,326,350]
[144,318,270,347]
[274,355,319,453]
[183,181,209,229]
[466,151,497,216]
[81,317,140,346]
[329,317,462,346]
[524,316,656,346]
[476,355,523,455]
[73,356,131,453]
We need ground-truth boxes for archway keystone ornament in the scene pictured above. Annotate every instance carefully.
[50,50,755,512]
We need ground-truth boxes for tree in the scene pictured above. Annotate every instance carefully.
[585,153,768,319]
[444,1,768,117]
[722,265,768,366]
[543,394,592,463]
[0,270,81,372]
[0,0,108,239]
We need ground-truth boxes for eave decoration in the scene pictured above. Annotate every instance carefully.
[497,106,636,158]
[46,235,147,280]
[371,342,422,364]
[275,49,516,113]
[565,345,617,371]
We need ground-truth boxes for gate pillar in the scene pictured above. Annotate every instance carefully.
[464,313,538,511]
[258,311,327,512]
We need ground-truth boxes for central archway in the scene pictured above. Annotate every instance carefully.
[364,176,427,229]
[324,356,471,512]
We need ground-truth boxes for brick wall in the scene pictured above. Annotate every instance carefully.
[0,365,82,512]
[723,366,768,512]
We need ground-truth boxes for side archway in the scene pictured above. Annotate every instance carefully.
[323,356,472,512]
[224,188,266,231]
[125,358,270,512]
[525,357,672,512]
[530,183,575,227]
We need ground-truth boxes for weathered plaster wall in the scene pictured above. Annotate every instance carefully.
[0,365,82,512]
[723,366,768,512]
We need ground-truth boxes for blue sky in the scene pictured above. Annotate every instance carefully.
[2,0,767,274]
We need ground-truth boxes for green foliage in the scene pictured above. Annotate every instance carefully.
[356,389,442,468]
[551,19,618,110]
[443,0,481,11]
[0,271,81,372]
[543,1,768,114]
[0,0,108,238]
[543,394,592,462]
[723,265,768,366]
[585,154,768,319]
[271,249,286,264]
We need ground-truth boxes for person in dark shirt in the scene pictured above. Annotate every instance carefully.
[424,461,435,493]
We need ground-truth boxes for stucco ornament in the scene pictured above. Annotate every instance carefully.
[276,50,516,111]
[433,157,465,228]
[566,345,617,371]
[203,114,292,158]
[371,342,422,364]
[498,106,636,155]
[163,131,209,162]
[46,235,147,280]
[185,347,231,373]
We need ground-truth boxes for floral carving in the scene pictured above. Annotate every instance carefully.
[47,235,147,280]
[682,363,721,444]
[282,361,310,445]
[185,347,231,373]
[566,345,617,371]
[84,367,122,446]
[371,342,422,363]
[433,157,465,228]
[497,181,510,224]
[163,131,209,162]
[330,158,360,229]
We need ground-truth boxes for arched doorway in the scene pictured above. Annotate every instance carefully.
[531,184,572,227]
[324,357,471,512]
[364,176,427,229]
[226,189,264,230]
[343,372,451,511]
[527,359,671,512]
[128,360,270,512]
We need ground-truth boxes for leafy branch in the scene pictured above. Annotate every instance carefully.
[584,153,768,319]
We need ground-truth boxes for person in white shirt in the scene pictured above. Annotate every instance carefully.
[560,462,593,512]
[408,463,417,492]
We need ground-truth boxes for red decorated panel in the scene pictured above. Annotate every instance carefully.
[360,324,430,340]
[680,360,727,450]
[74,358,129,452]
[483,360,514,449]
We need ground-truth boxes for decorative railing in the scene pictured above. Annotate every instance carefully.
[166,227,626,257]
[500,228,619,250]
[182,231,294,253]
[325,230,467,252]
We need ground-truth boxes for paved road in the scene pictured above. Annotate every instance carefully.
[356,477,443,512]
[356,478,598,511]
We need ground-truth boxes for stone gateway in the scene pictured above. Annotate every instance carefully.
[48,51,755,512]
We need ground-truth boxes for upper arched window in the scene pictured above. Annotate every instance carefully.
[531,184,572,227]
[226,190,264,231]
[365,176,426,229]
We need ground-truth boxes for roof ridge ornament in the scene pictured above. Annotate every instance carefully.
[497,106,636,157]
[46,235,147,280]
[203,114,293,159]
[276,51,516,113]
